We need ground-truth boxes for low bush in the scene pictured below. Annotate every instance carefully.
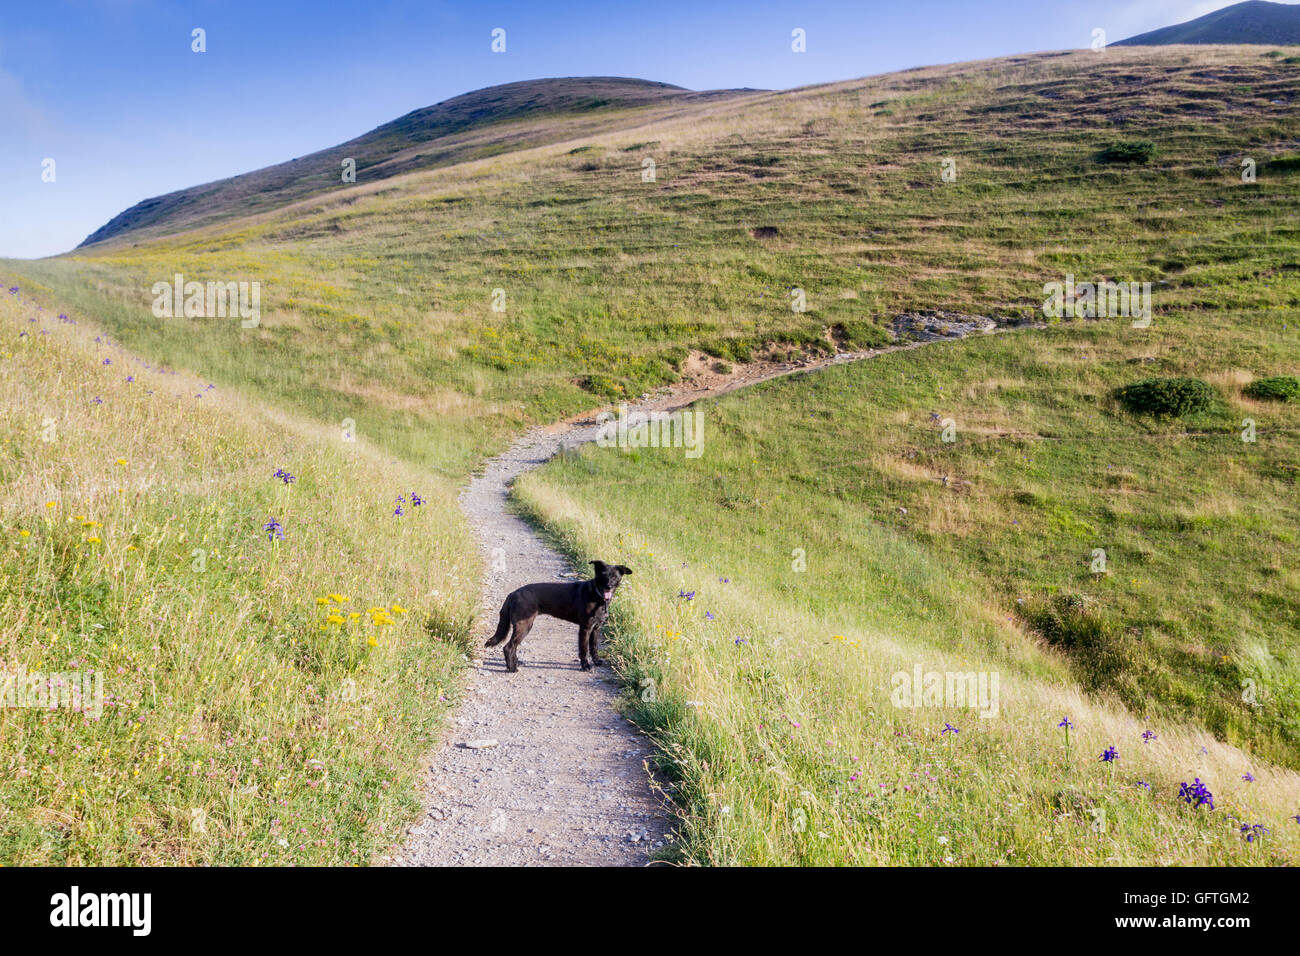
[1244,375,1300,402]
[1114,377,1215,416]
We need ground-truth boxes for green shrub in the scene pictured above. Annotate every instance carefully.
[580,374,625,400]
[1027,593,1125,689]
[703,338,754,364]
[1264,154,1300,174]
[832,320,890,350]
[661,345,688,368]
[1098,141,1156,165]
[1244,375,1300,402]
[1114,377,1215,416]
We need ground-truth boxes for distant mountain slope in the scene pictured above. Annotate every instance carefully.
[1111,0,1300,46]
[79,76,758,248]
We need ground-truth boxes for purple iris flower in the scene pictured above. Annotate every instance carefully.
[1179,778,1214,809]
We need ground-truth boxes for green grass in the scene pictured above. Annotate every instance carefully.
[7,47,1298,480]
[2,44,1298,866]
[515,313,1300,864]
[0,291,478,864]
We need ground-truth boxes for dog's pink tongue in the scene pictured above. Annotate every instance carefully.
[603,590,613,601]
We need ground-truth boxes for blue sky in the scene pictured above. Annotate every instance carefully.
[0,0,1258,257]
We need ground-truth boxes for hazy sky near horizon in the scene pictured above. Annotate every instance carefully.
[0,0,1272,257]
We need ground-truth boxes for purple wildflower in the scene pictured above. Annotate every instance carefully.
[263,518,284,542]
[1239,823,1268,843]
[1178,778,1214,810]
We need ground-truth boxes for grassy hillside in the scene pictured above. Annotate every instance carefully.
[79,78,761,248]
[1112,1,1300,47]
[8,47,1297,481]
[3,45,1298,866]
[514,319,1300,864]
[0,287,477,864]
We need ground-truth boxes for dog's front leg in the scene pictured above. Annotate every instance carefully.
[578,624,592,671]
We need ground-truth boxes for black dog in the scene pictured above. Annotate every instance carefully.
[485,560,632,672]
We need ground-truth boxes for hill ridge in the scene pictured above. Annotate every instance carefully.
[1111,0,1300,46]
[78,76,760,249]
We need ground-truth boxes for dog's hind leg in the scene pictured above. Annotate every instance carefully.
[504,616,533,673]
[484,601,512,648]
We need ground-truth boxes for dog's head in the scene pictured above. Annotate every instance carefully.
[590,560,632,603]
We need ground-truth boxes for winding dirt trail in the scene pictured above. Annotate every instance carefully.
[394,323,1016,867]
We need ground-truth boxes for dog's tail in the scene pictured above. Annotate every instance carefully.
[484,598,512,647]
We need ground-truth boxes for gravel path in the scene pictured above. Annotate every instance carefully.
[394,319,1023,867]
[394,417,670,866]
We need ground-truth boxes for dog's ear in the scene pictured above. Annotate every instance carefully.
[615,565,632,576]
[590,559,607,574]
